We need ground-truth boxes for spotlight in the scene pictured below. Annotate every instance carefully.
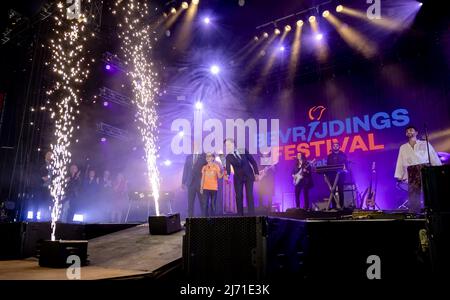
[254,36,259,41]
[27,211,34,220]
[309,16,316,22]
[181,2,189,9]
[73,214,84,222]
[36,211,41,220]
[192,0,199,4]
[284,25,291,32]
[336,5,343,12]
[103,101,109,107]
[274,28,281,35]
[418,2,423,6]
[195,101,203,110]
[296,20,304,27]
[315,33,323,41]
[163,160,172,166]
[322,10,330,17]
[101,137,107,142]
[203,17,210,24]
[263,32,269,38]
[105,64,111,70]
[170,7,176,14]
[210,65,220,75]
[279,46,285,51]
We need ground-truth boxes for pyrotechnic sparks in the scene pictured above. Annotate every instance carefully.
[113,0,161,215]
[46,1,91,240]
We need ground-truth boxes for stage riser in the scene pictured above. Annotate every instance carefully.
[183,217,428,280]
[0,222,137,259]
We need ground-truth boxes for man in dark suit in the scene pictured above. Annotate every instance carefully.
[182,151,207,217]
[223,139,259,216]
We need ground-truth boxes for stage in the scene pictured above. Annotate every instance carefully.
[0,224,183,280]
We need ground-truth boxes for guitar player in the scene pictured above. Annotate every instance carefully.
[292,153,314,210]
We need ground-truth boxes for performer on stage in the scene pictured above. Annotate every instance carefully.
[182,146,207,217]
[200,152,223,217]
[394,125,442,212]
[223,138,259,216]
[292,153,313,210]
[327,142,348,209]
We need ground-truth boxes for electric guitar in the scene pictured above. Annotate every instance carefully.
[364,162,377,209]
[258,163,277,181]
[293,159,316,185]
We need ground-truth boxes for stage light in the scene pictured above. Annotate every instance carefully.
[105,64,111,70]
[203,17,210,24]
[315,33,323,40]
[418,2,423,6]
[27,211,33,220]
[37,211,41,220]
[101,137,107,143]
[171,7,177,14]
[73,214,84,222]
[322,10,330,17]
[210,65,220,75]
[163,160,172,166]
[263,32,269,38]
[309,16,316,23]
[279,46,285,51]
[254,36,259,41]
[296,20,304,27]
[274,28,281,35]
[195,101,203,110]
[103,101,109,107]
[181,2,189,9]
[284,25,291,32]
[192,0,199,4]
[336,5,344,12]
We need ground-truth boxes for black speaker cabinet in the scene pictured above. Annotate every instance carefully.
[38,240,88,268]
[148,213,182,235]
[422,165,450,212]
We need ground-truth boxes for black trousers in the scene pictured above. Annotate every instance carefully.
[234,178,255,216]
[295,183,310,209]
[202,189,217,217]
[187,185,202,217]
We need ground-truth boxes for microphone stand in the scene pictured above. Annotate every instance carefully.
[424,124,432,166]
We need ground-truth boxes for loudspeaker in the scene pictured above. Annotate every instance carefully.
[422,165,450,277]
[183,216,267,280]
[148,213,182,235]
[183,216,429,280]
[38,240,88,268]
[422,165,450,212]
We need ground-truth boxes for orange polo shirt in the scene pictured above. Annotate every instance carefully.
[202,163,221,191]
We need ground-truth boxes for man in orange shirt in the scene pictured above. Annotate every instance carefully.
[200,153,223,217]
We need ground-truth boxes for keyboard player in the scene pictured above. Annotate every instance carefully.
[326,142,348,209]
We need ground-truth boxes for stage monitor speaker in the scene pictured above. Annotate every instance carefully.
[422,165,450,212]
[148,213,182,235]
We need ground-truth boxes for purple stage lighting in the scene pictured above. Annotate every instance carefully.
[279,46,285,52]
[210,65,220,75]
[100,137,107,143]
[105,64,111,70]
[203,17,211,24]
[163,160,172,166]
[103,101,109,107]
[195,101,203,110]
[315,33,324,41]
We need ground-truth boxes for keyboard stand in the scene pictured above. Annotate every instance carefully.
[324,172,341,210]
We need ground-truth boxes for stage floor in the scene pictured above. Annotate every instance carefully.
[0,224,184,280]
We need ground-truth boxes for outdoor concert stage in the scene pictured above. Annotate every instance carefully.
[0,210,431,281]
